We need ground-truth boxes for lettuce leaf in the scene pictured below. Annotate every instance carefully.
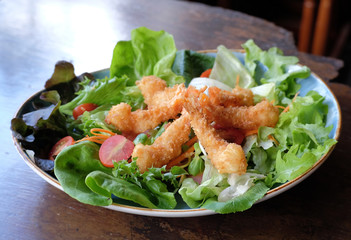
[86,171,161,209]
[209,45,255,88]
[54,141,113,206]
[242,39,310,105]
[272,91,337,183]
[54,140,186,209]
[188,143,205,176]
[11,90,68,158]
[172,50,215,86]
[202,181,269,214]
[59,76,143,115]
[110,27,184,86]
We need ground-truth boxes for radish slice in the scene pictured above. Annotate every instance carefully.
[190,173,203,185]
[99,135,134,168]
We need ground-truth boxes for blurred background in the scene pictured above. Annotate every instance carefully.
[185,0,351,86]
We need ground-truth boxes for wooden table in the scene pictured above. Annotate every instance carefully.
[1,0,350,239]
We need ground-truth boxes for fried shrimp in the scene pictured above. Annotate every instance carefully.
[132,113,191,173]
[135,76,167,106]
[106,77,186,134]
[105,98,183,134]
[200,93,279,130]
[136,76,185,108]
[183,93,247,175]
[208,85,254,107]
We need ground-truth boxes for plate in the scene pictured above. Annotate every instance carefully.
[12,51,341,217]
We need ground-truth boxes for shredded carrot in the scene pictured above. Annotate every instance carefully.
[282,91,300,113]
[268,134,279,146]
[167,145,195,168]
[244,129,258,137]
[282,106,290,113]
[76,128,116,144]
[275,105,286,110]
[185,136,198,147]
[90,128,116,137]
[236,75,240,87]
[292,91,300,101]
[179,174,186,185]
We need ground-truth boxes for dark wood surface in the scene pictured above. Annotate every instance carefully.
[1,0,350,239]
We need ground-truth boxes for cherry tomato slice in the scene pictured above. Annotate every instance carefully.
[99,135,134,168]
[48,136,75,160]
[200,69,212,78]
[73,103,98,119]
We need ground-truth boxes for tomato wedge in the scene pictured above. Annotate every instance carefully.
[73,103,98,119]
[99,135,134,168]
[48,136,75,160]
[200,68,212,78]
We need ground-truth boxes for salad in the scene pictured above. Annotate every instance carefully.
[11,27,337,214]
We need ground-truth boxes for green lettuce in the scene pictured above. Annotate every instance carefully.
[86,161,186,209]
[54,141,113,206]
[54,140,186,209]
[59,76,144,116]
[209,45,256,88]
[180,154,269,213]
[242,39,310,105]
[172,50,215,86]
[188,143,205,176]
[202,181,269,214]
[110,27,184,86]
[272,91,337,183]
[71,105,117,137]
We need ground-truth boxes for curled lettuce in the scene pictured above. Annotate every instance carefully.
[59,76,144,116]
[272,91,337,183]
[209,45,256,89]
[242,39,310,105]
[110,27,184,87]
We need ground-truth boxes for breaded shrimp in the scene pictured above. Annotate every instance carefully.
[136,76,185,108]
[183,95,247,175]
[200,93,279,130]
[208,85,254,107]
[105,96,183,134]
[132,113,191,173]
[106,77,186,134]
[135,76,167,106]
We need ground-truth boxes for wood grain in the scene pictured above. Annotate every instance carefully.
[1,0,350,239]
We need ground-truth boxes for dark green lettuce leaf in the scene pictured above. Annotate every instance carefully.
[171,50,215,86]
